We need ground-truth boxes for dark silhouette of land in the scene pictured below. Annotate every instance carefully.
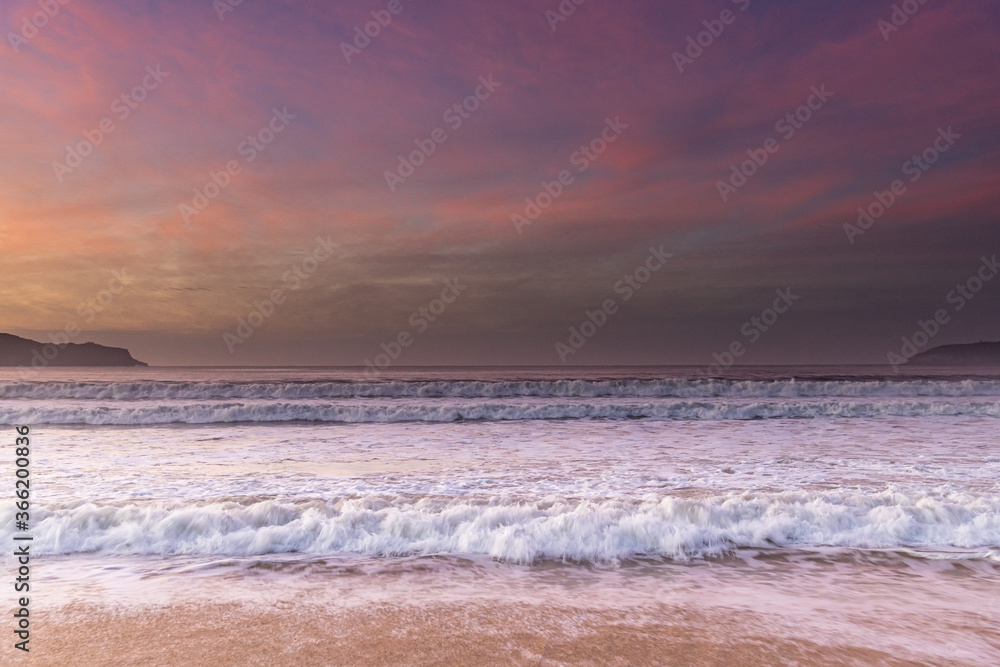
[0,333,147,367]
[910,341,1000,366]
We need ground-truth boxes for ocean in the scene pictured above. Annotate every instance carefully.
[2,366,999,666]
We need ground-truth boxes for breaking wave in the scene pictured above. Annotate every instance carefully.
[6,490,997,562]
[4,378,1000,400]
[3,398,999,424]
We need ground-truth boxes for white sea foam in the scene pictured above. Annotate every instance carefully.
[3,378,1000,400]
[5,490,997,562]
[2,398,999,424]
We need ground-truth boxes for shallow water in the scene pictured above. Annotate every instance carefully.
[3,366,999,664]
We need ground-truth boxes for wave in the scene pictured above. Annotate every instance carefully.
[5,490,997,561]
[4,378,1000,400]
[3,398,999,424]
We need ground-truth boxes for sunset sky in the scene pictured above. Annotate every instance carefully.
[1,0,998,366]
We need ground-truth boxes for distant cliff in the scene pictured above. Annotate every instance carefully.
[909,341,1000,366]
[0,333,147,367]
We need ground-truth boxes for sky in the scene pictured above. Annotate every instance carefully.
[1,0,998,367]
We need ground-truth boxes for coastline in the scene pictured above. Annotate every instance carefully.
[6,366,1000,665]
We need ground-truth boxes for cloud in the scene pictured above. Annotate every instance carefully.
[1,0,998,364]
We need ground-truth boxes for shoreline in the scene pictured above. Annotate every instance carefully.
[29,601,949,667]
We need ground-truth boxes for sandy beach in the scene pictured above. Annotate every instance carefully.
[4,368,1000,665]
[30,601,954,667]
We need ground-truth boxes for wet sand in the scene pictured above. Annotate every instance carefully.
[25,601,968,667]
